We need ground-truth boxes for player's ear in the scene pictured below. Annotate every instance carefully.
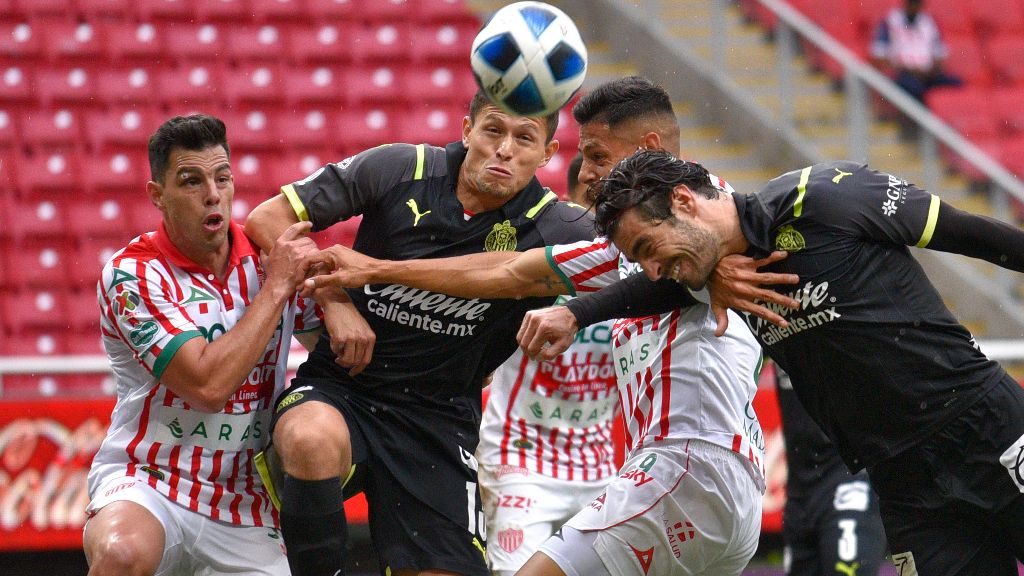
[540,139,559,167]
[461,115,472,146]
[641,131,661,151]
[147,180,164,210]
[671,184,697,215]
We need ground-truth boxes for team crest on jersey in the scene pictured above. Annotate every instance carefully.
[774,224,805,252]
[497,527,524,553]
[484,220,517,251]
[277,391,303,410]
[114,289,140,323]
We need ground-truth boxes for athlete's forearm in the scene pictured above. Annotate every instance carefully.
[362,248,569,299]
[926,201,1024,272]
[246,194,300,253]
[565,274,696,327]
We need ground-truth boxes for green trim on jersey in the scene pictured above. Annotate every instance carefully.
[414,143,425,180]
[545,246,577,296]
[793,166,813,218]
[915,194,941,248]
[281,184,309,222]
[526,190,558,219]
[152,330,203,379]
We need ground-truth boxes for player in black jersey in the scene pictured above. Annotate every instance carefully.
[243,92,596,576]
[534,150,1024,576]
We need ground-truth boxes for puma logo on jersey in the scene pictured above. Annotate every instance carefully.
[406,199,431,226]
[832,168,853,184]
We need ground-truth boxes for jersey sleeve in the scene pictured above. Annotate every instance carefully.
[810,162,941,248]
[546,238,622,295]
[279,144,422,232]
[291,295,322,334]
[99,259,203,379]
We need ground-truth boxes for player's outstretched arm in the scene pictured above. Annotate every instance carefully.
[925,201,1024,272]
[245,194,299,253]
[160,222,315,412]
[301,244,570,299]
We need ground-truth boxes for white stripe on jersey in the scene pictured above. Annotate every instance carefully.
[89,228,320,527]
[549,239,766,490]
[478,312,619,481]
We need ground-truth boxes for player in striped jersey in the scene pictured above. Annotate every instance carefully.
[84,115,321,576]
[297,78,801,576]
[477,156,618,575]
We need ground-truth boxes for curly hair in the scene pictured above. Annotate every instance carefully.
[593,149,718,239]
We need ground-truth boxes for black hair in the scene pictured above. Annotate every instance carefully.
[148,114,229,183]
[469,90,560,142]
[572,76,674,128]
[567,153,584,193]
[593,149,718,239]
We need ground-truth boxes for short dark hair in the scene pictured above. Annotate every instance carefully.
[148,114,229,183]
[594,149,718,239]
[572,76,674,128]
[469,90,560,142]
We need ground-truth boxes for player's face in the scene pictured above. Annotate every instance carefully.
[577,122,643,203]
[612,200,719,290]
[150,145,234,257]
[462,104,557,202]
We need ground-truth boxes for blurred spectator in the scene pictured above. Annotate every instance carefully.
[870,0,962,102]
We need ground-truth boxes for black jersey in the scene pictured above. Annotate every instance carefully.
[283,142,595,397]
[774,368,847,495]
[735,161,1005,471]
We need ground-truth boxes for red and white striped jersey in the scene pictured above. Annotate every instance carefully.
[547,239,766,491]
[88,221,320,527]
[477,295,619,481]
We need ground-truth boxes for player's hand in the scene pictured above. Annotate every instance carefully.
[264,221,316,296]
[517,306,578,361]
[315,289,376,377]
[299,245,381,296]
[708,251,800,337]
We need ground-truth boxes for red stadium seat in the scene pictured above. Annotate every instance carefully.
[0,329,67,357]
[337,107,402,150]
[278,108,337,154]
[0,64,32,105]
[41,20,106,63]
[5,198,67,240]
[106,22,164,64]
[0,107,18,150]
[0,149,16,195]
[287,23,354,65]
[986,34,1024,86]
[162,22,224,62]
[852,0,900,39]
[66,329,107,356]
[415,0,477,25]
[303,0,356,19]
[971,0,1024,35]
[943,34,992,87]
[193,0,247,22]
[410,23,476,64]
[924,0,975,37]
[403,64,478,105]
[85,108,159,152]
[156,64,223,109]
[311,215,361,249]
[283,66,346,107]
[357,0,407,22]
[15,150,81,196]
[226,24,288,64]
[5,242,74,290]
[399,106,463,146]
[231,152,275,198]
[65,288,102,331]
[222,64,285,107]
[250,0,305,22]
[992,85,1024,136]
[94,67,157,105]
[66,196,136,242]
[0,21,43,60]
[351,22,411,64]
[137,0,195,22]
[535,150,572,198]
[219,109,279,151]
[34,67,98,109]
[128,200,161,233]
[76,0,132,20]
[277,151,331,186]
[344,65,405,106]
[81,149,149,195]
[1001,134,1024,179]
[553,107,580,158]
[20,108,84,150]
[927,87,998,140]
[12,0,65,18]
[75,238,126,291]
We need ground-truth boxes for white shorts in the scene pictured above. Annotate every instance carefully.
[540,440,762,576]
[478,463,610,573]
[85,477,289,576]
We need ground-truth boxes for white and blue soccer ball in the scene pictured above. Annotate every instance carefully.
[470,1,588,117]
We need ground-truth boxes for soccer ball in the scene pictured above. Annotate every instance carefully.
[470,1,588,117]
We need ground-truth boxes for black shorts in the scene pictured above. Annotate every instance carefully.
[867,373,1024,576]
[783,467,886,576]
[271,377,488,576]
